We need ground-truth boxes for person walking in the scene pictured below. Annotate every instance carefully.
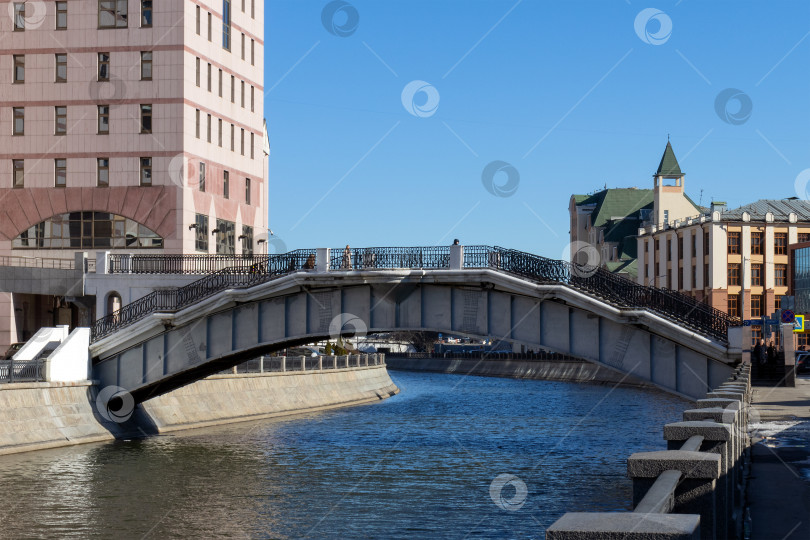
[753,340,762,366]
[767,341,775,364]
[758,338,767,365]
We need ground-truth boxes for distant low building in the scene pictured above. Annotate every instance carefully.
[569,142,701,279]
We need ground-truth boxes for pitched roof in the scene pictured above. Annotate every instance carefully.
[720,199,810,221]
[573,188,654,228]
[655,141,682,177]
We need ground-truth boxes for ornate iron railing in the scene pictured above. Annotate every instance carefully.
[0,358,46,383]
[92,245,732,345]
[329,246,450,270]
[91,250,316,341]
[108,254,283,274]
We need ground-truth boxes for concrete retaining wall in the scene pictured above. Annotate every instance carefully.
[386,356,656,389]
[0,365,398,456]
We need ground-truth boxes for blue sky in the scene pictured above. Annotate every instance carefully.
[265,0,810,257]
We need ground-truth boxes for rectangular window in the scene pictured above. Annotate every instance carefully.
[140,51,152,80]
[678,237,683,259]
[218,69,223,97]
[704,231,709,255]
[55,158,67,187]
[240,128,244,155]
[775,264,787,287]
[218,119,222,147]
[691,265,696,288]
[751,231,763,255]
[207,12,212,41]
[704,263,709,287]
[13,55,24,83]
[775,232,787,255]
[241,80,245,107]
[678,267,683,289]
[223,170,229,199]
[207,63,212,91]
[241,0,244,13]
[56,1,67,28]
[199,162,206,192]
[98,52,110,81]
[751,263,763,286]
[663,209,669,224]
[196,5,200,34]
[195,214,209,251]
[728,294,740,318]
[55,106,67,135]
[751,294,762,318]
[231,75,235,102]
[196,57,200,86]
[251,0,254,18]
[13,3,24,30]
[55,54,67,82]
[251,86,254,112]
[97,158,109,186]
[140,157,152,185]
[667,239,672,261]
[241,226,253,256]
[245,178,251,205]
[230,124,234,151]
[140,104,152,133]
[727,231,739,254]
[206,114,211,143]
[799,233,810,243]
[98,0,127,28]
[141,0,152,27]
[728,263,740,286]
[728,263,740,285]
[251,39,255,65]
[195,109,200,138]
[250,132,254,159]
[215,219,235,254]
[241,33,245,60]
[13,107,24,135]
[222,0,231,50]
[13,160,24,188]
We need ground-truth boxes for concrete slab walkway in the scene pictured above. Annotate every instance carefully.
[748,375,810,540]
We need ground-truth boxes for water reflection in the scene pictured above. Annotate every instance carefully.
[0,372,688,538]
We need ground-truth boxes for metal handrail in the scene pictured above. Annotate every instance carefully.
[91,245,731,344]
[91,250,316,341]
[0,358,46,383]
[108,254,281,274]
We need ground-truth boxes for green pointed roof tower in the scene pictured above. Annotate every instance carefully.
[655,141,682,177]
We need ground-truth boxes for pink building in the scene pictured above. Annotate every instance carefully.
[0,0,268,346]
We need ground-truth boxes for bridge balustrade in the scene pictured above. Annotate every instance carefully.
[220,354,385,375]
[0,358,46,384]
[91,245,734,344]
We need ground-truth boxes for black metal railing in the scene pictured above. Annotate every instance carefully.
[108,254,289,274]
[92,245,732,345]
[329,246,450,270]
[91,250,316,341]
[0,358,46,383]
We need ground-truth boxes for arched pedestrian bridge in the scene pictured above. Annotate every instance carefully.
[89,246,741,402]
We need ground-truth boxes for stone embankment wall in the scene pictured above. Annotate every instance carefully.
[386,354,656,389]
[0,364,397,456]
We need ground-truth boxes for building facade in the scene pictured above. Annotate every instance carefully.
[0,0,267,345]
[637,199,810,344]
[569,142,701,278]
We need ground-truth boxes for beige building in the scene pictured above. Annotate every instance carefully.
[0,0,267,345]
[569,142,700,278]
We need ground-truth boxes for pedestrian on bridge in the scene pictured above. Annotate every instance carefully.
[767,341,775,364]
[753,340,762,365]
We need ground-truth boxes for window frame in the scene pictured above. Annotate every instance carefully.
[98,105,110,134]
[12,107,24,136]
[55,53,68,83]
[751,263,763,286]
[195,5,200,34]
[774,232,787,255]
[199,162,206,192]
[245,178,251,205]
[727,231,740,254]
[140,51,152,80]
[54,158,67,187]
[56,1,68,29]
[222,0,231,51]
[12,160,24,188]
[195,109,200,138]
[140,157,152,186]
[141,0,152,27]
[13,3,25,31]
[223,170,229,199]
[751,231,763,255]
[140,104,152,134]
[98,52,110,81]
[728,262,740,286]
[195,214,209,252]
[98,0,128,29]
[13,55,25,83]
[97,158,110,186]
[55,106,67,135]
[775,263,787,287]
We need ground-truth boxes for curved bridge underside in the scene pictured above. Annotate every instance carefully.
[91,268,737,403]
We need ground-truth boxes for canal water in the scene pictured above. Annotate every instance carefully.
[0,371,688,539]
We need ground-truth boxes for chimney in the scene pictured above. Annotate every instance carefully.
[710,201,727,214]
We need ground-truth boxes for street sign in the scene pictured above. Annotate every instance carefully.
[793,315,805,333]
[743,320,752,327]
[782,309,795,324]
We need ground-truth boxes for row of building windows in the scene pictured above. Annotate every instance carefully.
[194,110,256,159]
[645,230,711,259]
[13,212,163,249]
[193,214,253,255]
[194,58,256,112]
[727,263,788,287]
[10,104,152,135]
[10,159,252,204]
[195,7,256,63]
[726,294,774,318]
[726,231,803,255]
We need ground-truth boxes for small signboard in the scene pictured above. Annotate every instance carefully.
[743,320,752,327]
[782,309,795,324]
[793,315,805,333]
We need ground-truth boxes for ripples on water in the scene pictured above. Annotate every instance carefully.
[0,371,689,539]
